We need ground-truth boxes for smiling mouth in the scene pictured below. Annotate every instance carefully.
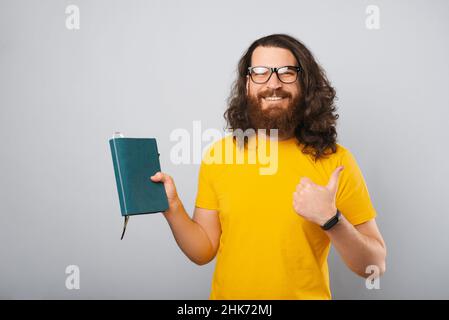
[263,96,286,102]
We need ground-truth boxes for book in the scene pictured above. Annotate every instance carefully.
[109,133,169,239]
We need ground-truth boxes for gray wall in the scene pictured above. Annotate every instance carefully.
[1,0,448,299]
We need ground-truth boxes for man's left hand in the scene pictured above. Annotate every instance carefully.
[292,166,344,226]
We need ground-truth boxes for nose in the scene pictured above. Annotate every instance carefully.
[266,71,282,90]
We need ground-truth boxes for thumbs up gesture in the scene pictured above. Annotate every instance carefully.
[292,166,344,226]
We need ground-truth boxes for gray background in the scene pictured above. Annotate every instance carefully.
[1,0,448,299]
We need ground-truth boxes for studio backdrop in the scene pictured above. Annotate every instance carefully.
[0,0,448,299]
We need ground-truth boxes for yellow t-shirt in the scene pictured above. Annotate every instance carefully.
[195,134,377,300]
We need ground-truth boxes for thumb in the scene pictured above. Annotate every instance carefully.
[326,166,344,195]
[150,172,166,183]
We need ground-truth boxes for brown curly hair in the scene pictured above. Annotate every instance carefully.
[224,34,339,161]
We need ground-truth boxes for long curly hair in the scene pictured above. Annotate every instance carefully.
[224,34,339,161]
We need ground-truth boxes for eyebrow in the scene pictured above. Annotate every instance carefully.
[250,65,299,68]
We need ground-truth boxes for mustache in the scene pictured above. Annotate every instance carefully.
[258,89,292,99]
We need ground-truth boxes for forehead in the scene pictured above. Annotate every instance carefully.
[251,46,297,67]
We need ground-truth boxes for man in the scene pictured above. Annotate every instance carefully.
[151,34,386,299]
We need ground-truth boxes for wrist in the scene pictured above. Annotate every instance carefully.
[315,207,337,226]
[320,209,341,231]
[164,196,182,218]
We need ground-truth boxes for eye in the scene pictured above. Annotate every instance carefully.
[277,67,295,75]
[252,67,269,75]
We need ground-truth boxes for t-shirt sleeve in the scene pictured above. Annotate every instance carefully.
[194,157,220,211]
[336,148,377,225]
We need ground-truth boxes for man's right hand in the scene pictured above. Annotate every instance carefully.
[150,171,221,265]
[150,172,180,211]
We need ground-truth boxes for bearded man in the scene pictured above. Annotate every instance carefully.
[151,34,386,300]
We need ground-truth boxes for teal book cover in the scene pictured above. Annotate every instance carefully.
[109,135,169,218]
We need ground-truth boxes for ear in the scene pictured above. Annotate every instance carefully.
[246,75,249,95]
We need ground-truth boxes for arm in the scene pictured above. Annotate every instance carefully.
[151,172,221,265]
[324,216,386,277]
[293,166,387,278]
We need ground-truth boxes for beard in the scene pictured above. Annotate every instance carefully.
[247,88,301,138]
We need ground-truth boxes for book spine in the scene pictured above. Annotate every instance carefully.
[153,139,161,172]
[110,138,128,216]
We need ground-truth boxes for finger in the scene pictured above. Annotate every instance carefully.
[150,172,161,181]
[326,166,344,194]
[299,177,314,186]
[150,172,171,183]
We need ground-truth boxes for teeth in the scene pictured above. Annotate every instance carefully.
[265,97,283,101]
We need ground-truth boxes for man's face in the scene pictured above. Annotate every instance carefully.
[246,46,301,137]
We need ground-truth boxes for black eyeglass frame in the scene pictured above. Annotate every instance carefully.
[247,65,301,84]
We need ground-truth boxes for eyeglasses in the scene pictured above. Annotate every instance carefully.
[247,65,301,84]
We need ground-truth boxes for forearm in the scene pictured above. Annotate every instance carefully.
[325,215,386,278]
[163,198,215,265]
